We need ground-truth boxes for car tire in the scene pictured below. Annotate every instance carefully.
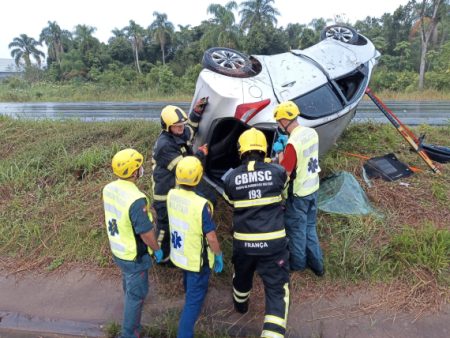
[202,47,256,78]
[320,25,359,44]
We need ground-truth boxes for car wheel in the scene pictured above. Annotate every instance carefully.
[320,25,359,44]
[202,47,256,78]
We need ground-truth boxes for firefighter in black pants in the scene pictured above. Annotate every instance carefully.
[224,128,290,338]
[151,99,211,263]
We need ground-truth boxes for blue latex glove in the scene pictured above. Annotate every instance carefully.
[154,249,164,264]
[214,253,223,273]
[272,141,285,154]
[276,134,288,146]
[273,134,288,154]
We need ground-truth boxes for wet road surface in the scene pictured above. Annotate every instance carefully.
[0,101,449,125]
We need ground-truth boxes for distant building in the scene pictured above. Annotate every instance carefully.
[0,58,23,79]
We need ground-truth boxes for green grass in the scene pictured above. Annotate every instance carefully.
[0,117,160,265]
[0,116,448,290]
[0,82,192,102]
[320,214,391,282]
[362,89,450,101]
[386,225,450,282]
[1,81,450,102]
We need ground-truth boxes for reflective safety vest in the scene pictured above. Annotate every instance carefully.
[167,188,214,272]
[103,179,153,261]
[288,125,320,197]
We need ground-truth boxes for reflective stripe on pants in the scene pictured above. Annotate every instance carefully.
[232,250,290,337]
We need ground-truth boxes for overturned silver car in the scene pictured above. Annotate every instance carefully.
[190,25,380,192]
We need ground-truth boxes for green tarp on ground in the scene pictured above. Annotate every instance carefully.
[318,171,376,215]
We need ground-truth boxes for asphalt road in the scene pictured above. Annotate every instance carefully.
[0,101,449,125]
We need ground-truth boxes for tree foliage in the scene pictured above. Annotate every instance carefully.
[8,34,45,68]
[149,12,174,65]
[6,0,450,92]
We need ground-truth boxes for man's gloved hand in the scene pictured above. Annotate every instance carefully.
[154,249,164,264]
[276,134,288,146]
[193,97,209,115]
[198,144,208,156]
[214,253,223,273]
[272,134,288,154]
[272,141,285,154]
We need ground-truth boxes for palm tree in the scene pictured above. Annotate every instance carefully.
[149,12,174,65]
[124,20,145,73]
[203,1,240,48]
[8,34,45,68]
[73,24,98,55]
[40,21,71,65]
[111,28,126,40]
[239,0,280,31]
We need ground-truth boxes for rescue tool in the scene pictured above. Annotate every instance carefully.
[365,87,442,174]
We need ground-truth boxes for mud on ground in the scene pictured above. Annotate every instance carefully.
[1,263,449,338]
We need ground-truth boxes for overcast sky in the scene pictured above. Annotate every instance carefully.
[1,0,410,59]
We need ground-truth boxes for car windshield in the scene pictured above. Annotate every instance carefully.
[292,84,343,119]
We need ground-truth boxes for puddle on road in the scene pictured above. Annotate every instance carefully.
[0,311,103,338]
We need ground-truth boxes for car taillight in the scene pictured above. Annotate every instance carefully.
[234,99,271,124]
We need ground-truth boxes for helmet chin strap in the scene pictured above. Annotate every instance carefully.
[282,118,296,135]
[136,166,144,179]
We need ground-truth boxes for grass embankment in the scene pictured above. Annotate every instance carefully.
[1,81,450,102]
[1,116,449,336]
[362,88,450,101]
[0,82,192,102]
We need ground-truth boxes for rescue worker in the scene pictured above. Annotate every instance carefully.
[167,156,223,338]
[224,128,290,338]
[273,101,324,276]
[102,148,163,338]
[151,98,210,263]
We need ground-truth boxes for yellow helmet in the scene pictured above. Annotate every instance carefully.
[112,148,144,178]
[176,156,203,186]
[161,105,188,131]
[238,128,267,157]
[273,101,300,121]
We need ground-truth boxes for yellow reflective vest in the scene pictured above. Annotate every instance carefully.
[103,179,153,261]
[287,125,321,197]
[167,188,214,272]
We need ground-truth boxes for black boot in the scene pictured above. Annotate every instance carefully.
[311,266,325,277]
[233,298,249,314]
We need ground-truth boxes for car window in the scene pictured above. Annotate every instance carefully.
[292,84,343,119]
[335,66,368,103]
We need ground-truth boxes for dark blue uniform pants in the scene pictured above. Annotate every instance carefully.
[114,256,150,338]
[285,191,324,273]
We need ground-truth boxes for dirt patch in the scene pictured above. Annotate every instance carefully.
[194,274,450,338]
[1,264,449,337]
[367,178,450,228]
